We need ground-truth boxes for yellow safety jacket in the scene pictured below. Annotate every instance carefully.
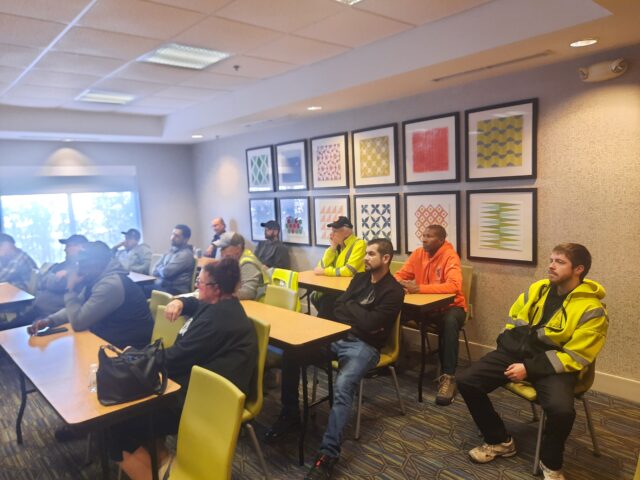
[317,234,366,277]
[504,279,608,377]
[239,249,270,299]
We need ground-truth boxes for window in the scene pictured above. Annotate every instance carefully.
[1,191,141,266]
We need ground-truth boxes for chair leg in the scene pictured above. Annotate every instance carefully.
[354,379,364,441]
[389,366,405,416]
[530,402,539,422]
[245,423,269,479]
[582,397,601,457]
[311,366,318,403]
[533,410,546,475]
[461,328,472,364]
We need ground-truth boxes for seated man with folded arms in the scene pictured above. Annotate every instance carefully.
[28,241,153,350]
[152,224,196,295]
[218,232,270,300]
[5,234,88,329]
[394,224,467,405]
[112,228,152,274]
[0,233,37,292]
[265,239,404,480]
[110,258,258,480]
[458,243,608,480]
[204,216,228,259]
[312,216,366,318]
[254,220,291,270]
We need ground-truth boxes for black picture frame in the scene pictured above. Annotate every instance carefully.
[404,191,460,255]
[353,193,401,252]
[310,132,349,190]
[249,198,277,242]
[275,139,308,191]
[351,123,399,188]
[313,195,351,247]
[246,145,274,193]
[278,196,312,246]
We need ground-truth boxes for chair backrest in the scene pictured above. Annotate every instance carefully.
[244,317,271,420]
[380,312,402,364]
[390,260,404,275]
[270,268,300,311]
[262,284,298,311]
[190,261,198,291]
[149,289,173,319]
[152,305,185,349]
[149,253,163,275]
[170,366,245,480]
[461,264,474,321]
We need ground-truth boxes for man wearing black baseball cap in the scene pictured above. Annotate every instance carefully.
[254,220,290,270]
[112,228,152,274]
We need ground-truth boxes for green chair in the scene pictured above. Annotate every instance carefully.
[390,260,404,275]
[241,317,271,479]
[152,305,185,349]
[270,268,300,311]
[149,289,173,319]
[503,362,600,475]
[169,366,246,480]
[261,284,298,311]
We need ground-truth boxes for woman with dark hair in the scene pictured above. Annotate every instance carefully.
[113,258,258,479]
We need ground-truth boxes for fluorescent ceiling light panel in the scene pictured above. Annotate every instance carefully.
[335,0,363,5]
[307,106,322,111]
[140,43,231,70]
[76,90,135,104]
[570,38,598,47]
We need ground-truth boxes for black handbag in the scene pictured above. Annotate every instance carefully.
[96,339,168,406]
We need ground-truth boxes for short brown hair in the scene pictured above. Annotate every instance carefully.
[426,224,447,240]
[203,257,240,294]
[367,238,394,262]
[227,233,245,250]
[552,243,592,281]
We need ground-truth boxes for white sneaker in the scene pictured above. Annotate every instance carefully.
[468,437,517,463]
[539,461,566,479]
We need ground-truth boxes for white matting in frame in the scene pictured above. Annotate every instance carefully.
[404,192,459,254]
[352,124,398,187]
[311,133,348,189]
[313,196,350,247]
[278,197,311,245]
[354,194,400,252]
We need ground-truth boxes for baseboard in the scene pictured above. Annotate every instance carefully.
[401,326,640,404]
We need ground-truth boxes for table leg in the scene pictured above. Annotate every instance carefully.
[419,320,426,403]
[97,428,109,480]
[326,361,334,408]
[298,365,309,466]
[148,413,159,480]
[16,372,27,444]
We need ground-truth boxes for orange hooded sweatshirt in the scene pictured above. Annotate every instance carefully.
[394,240,467,311]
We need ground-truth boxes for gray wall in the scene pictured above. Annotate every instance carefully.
[193,44,640,387]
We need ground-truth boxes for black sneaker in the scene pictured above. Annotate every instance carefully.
[304,454,337,480]
[263,412,300,443]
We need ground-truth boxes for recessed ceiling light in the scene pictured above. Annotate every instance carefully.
[570,38,598,48]
[140,43,231,70]
[307,106,322,111]
[335,0,363,5]
[191,134,204,139]
[63,138,73,142]
[76,90,135,105]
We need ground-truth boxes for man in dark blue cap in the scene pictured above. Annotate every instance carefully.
[112,228,152,274]
[254,220,290,270]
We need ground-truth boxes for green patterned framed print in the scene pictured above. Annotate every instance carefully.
[246,145,274,192]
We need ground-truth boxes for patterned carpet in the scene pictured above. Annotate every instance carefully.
[0,348,637,480]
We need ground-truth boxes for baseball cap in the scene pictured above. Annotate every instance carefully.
[121,228,141,240]
[260,220,280,229]
[59,234,89,245]
[213,232,236,249]
[327,216,353,229]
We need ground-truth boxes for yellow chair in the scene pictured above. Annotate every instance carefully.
[152,305,185,349]
[390,260,404,275]
[241,317,271,479]
[270,268,300,311]
[503,362,600,475]
[169,366,245,480]
[149,289,173,319]
[261,284,298,311]
[189,261,198,291]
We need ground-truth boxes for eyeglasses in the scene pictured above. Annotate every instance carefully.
[195,277,216,288]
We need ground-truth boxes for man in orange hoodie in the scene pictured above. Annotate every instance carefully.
[395,224,467,405]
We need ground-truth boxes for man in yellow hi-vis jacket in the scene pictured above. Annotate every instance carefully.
[458,243,608,480]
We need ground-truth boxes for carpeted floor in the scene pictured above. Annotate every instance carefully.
[0,348,637,479]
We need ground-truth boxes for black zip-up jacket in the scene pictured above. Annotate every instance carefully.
[332,271,405,350]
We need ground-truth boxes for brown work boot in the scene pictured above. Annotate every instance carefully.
[435,374,457,405]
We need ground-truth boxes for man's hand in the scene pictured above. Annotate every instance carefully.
[314,266,325,276]
[55,270,68,280]
[399,279,420,294]
[28,318,52,335]
[164,300,184,322]
[504,363,527,382]
[66,270,82,291]
[205,245,214,257]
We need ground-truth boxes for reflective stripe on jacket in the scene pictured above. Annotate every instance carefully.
[318,234,366,277]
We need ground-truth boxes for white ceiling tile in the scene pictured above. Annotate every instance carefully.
[20,69,100,89]
[36,51,125,76]
[146,0,232,15]
[118,104,174,115]
[54,27,160,60]
[155,85,226,100]
[174,16,282,54]
[248,35,348,65]
[355,0,493,26]
[92,77,166,96]
[180,71,255,89]
[0,96,67,108]
[215,0,344,33]
[61,100,118,112]
[0,65,22,84]
[132,96,195,108]
[4,84,80,100]
[0,0,91,23]
[295,9,411,48]
[115,62,199,85]
[207,55,296,78]
[0,44,42,68]
[78,0,205,39]
[0,13,66,47]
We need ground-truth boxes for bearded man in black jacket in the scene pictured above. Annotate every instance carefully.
[265,238,404,480]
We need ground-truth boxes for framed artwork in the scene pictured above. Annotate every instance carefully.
[352,124,398,187]
[467,188,537,265]
[465,98,538,181]
[278,197,311,245]
[404,192,460,254]
[313,195,350,247]
[246,145,274,192]
[275,139,308,191]
[354,194,400,252]
[403,112,459,184]
[249,198,277,242]
[310,132,349,189]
